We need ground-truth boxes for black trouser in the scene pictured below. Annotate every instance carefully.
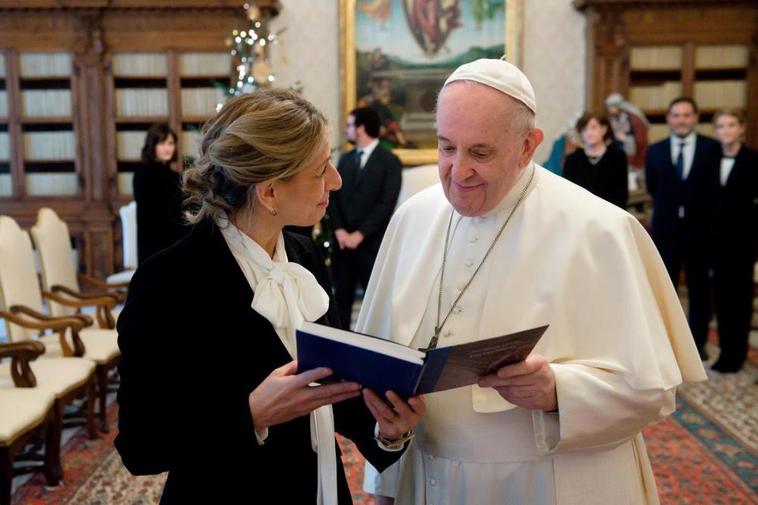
[331,242,379,330]
[657,232,713,353]
[713,254,754,369]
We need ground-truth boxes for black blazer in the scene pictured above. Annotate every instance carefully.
[645,134,720,247]
[133,161,189,265]
[563,145,629,208]
[330,145,402,251]
[715,145,758,262]
[115,220,404,504]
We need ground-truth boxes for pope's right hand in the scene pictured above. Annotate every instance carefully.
[248,360,361,431]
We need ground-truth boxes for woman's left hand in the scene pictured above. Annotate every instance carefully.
[362,389,425,440]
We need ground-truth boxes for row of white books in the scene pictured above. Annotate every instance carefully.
[20,53,71,78]
[117,172,133,196]
[180,88,225,117]
[22,90,72,117]
[630,47,682,71]
[0,133,9,161]
[629,82,682,111]
[182,130,201,158]
[112,52,230,77]
[630,44,749,71]
[694,45,749,69]
[113,53,168,77]
[179,53,231,77]
[23,132,75,161]
[694,81,747,109]
[116,131,146,160]
[26,173,78,197]
[116,89,169,117]
[0,174,11,197]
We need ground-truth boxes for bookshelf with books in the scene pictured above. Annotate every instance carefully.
[576,0,758,147]
[0,2,242,278]
[110,52,170,198]
[108,51,231,199]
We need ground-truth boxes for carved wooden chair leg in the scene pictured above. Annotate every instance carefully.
[0,446,11,505]
[96,366,109,433]
[86,378,98,440]
[43,408,61,486]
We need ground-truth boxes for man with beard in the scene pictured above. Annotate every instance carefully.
[329,107,402,329]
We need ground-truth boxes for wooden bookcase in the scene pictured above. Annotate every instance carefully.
[575,0,758,147]
[0,2,242,277]
[108,51,230,202]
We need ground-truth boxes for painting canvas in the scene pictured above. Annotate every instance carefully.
[343,0,518,164]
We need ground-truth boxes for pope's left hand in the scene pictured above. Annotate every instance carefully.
[478,354,557,412]
[363,389,425,440]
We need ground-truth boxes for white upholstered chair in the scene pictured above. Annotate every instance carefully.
[107,201,137,285]
[30,208,125,328]
[396,164,440,209]
[0,215,109,432]
[0,340,59,504]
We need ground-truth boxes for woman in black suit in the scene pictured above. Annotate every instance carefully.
[563,112,629,208]
[133,123,189,264]
[115,90,425,504]
[711,109,757,373]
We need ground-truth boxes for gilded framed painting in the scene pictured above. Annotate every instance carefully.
[340,0,522,165]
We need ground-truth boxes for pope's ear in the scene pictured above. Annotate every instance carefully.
[521,127,544,166]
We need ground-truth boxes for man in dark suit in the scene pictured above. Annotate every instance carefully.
[329,107,402,329]
[645,97,720,359]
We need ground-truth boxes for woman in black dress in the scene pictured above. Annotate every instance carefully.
[115,90,425,504]
[711,109,757,373]
[132,123,188,264]
[563,112,629,208]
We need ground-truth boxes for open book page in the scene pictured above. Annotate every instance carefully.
[417,325,549,394]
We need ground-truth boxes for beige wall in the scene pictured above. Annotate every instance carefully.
[523,0,586,162]
[270,0,586,163]
[270,0,341,149]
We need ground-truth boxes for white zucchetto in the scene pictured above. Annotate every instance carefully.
[443,57,537,114]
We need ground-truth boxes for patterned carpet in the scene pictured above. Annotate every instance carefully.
[10,344,757,505]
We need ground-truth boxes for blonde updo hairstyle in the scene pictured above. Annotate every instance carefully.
[183,88,328,224]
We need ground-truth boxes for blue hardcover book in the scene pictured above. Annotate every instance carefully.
[296,322,548,398]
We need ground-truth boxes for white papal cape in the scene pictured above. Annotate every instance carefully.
[358,164,706,505]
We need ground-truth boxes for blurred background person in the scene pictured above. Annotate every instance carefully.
[645,97,721,360]
[329,107,402,329]
[563,111,629,208]
[710,109,758,373]
[133,123,189,265]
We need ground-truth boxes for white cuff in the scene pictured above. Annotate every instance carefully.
[374,423,406,452]
[255,427,269,445]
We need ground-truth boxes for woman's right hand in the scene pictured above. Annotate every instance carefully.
[248,360,361,431]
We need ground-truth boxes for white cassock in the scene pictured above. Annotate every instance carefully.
[359,164,706,505]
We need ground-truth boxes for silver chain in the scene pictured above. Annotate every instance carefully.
[428,165,535,350]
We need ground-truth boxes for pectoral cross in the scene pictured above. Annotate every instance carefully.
[427,327,441,351]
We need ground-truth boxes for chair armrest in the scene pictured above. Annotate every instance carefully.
[79,272,130,290]
[50,284,121,304]
[1,307,87,357]
[3,307,86,332]
[43,290,116,330]
[0,340,44,388]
